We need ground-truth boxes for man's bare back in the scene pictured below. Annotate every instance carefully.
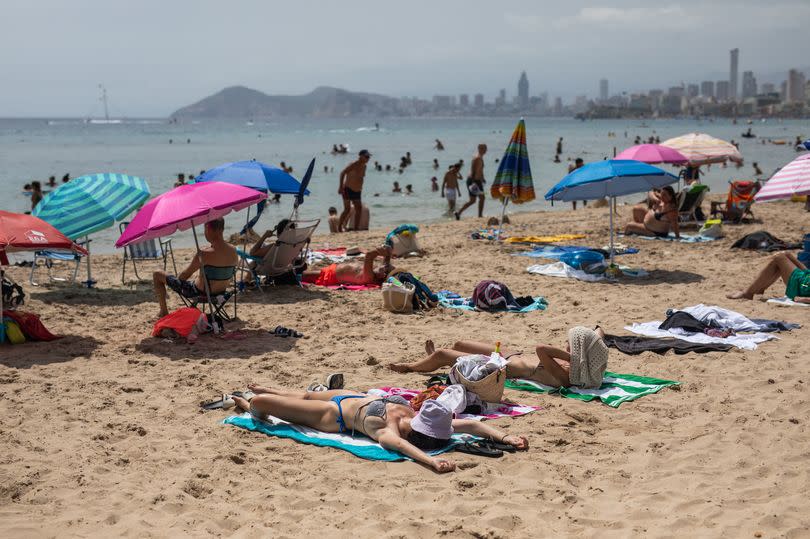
[342,160,367,192]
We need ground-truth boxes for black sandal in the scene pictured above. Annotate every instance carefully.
[455,440,503,458]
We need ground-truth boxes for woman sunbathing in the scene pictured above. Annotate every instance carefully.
[389,327,608,389]
[727,252,810,302]
[231,384,528,473]
[624,186,679,239]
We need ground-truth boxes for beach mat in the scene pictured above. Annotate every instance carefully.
[224,413,462,461]
[437,291,548,312]
[626,233,719,243]
[370,387,540,420]
[505,234,586,244]
[505,372,679,408]
[767,296,810,308]
[527,262,647,282]
[514,245,639,259]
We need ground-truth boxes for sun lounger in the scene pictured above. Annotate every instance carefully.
[119,221,176,283]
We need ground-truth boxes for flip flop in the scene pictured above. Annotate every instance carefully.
[325,373,344,390]
[485,439,517,453]
[426,375,448,388]
[272,326,291,337]
[201,393,235,411]
[454,440,503,458]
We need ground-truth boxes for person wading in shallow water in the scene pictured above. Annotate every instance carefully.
[455,144,487,220]
[338,150,371,232]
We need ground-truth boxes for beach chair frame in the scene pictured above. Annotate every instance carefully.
[119,222,177,283]
[29,239,89,286]
[677,184,708,225]
[179,268,239,323]
[710,180,761,224]
[239,219,320,288]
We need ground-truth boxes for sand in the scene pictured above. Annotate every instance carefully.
[1,196,809,538]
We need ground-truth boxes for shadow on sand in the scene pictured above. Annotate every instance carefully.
[136,328,298,360]
[0,335,102,368]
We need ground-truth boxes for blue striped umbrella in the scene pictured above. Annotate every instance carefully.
[33,173,150,240]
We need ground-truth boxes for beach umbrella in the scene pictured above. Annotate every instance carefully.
[292,157,316,220]
[545,160,678,265]
[196,159,312,233]
[0,211,87,341]
[32,173,150,287]
[615,144,688,165]
[116,182,266,319]
[754,153,810,202]
[491,119,535,224]
[660,133,743,165]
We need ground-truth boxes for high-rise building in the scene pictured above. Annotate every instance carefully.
[495,89,506,107]
[459,94,469,107]
[700,81,715,98]
[474,93,484,108]
[599,79,608,102]
[729,48,739,101]
[786,69,807,103]
[553,97,563,116]
[668,86,685,98]
[716,80,730,101]
[432,95,452,109]
[760,82,776,94]
[741,71,757,99]
[687,84,699,98]
[517,71,529,109]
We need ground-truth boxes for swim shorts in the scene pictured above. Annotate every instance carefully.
[302,264,340,287]
[345,187,362,201]
[785,268,810,300]
[166,275,203,298]
[445,188,458,202]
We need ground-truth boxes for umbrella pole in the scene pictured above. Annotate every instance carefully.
[192,226,218,334]
[499,198,509,237]
[0,265,4,343]
[84,235,95,288]
[609,197,615,266]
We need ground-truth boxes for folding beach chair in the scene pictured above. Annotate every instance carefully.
[119,221,177,283]
[710,180,761,224]
[29,239,89,286]
[178,265,239,324]
[677,184,709,224]
[238,219,320,288]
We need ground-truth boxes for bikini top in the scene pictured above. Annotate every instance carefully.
[203,265,236,281]
[351,395,410,436]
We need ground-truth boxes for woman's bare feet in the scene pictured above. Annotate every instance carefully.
[247,383,271,394]
[388,363,413,373]
[726,290,753,300]
[425,339,435,355]
[232,395,250,412]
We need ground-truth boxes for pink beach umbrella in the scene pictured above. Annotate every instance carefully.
[116,182,266,322]
[754,153,810,202]
[615,144,688,165]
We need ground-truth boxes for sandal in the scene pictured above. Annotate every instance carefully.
[325,373,344,390]
[455,439,503,458]
[201,393,235,411]
[426,375,448,388]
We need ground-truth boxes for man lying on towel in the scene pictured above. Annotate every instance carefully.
[390,327,608,389]
[302,244,393,287]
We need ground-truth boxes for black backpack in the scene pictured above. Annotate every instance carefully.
[1,271,25,309]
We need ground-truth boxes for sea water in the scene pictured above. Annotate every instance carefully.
[0,117,805,253]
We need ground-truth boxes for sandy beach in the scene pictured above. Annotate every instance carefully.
[2,196,809,538]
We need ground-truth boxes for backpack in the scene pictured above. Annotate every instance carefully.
[472,280,518,311]
[1,271,25,309]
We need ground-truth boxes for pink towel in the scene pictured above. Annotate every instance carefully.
[371,387,539,421]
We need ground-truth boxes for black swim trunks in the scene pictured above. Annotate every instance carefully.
[345,187,362,201]
[166,275,202,298]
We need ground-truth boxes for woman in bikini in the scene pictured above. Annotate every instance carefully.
[389,326,607,389]
[624,185,680,239]
[231,384,528,474]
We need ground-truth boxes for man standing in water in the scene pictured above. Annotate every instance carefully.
[455,144,487,220]
[338,149,371,232]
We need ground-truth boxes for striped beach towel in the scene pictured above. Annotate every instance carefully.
[505,372,679,408]
[224,413,464,461]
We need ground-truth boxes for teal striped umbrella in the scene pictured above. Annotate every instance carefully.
[33,173,150,240]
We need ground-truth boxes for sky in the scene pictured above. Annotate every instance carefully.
[2,0,809,117]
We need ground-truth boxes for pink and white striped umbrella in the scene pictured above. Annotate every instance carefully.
[755,154,810,202]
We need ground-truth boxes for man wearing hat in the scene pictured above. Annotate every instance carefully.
[338,149,372,232]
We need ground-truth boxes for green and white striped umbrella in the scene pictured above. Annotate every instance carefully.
[33,173,150,240]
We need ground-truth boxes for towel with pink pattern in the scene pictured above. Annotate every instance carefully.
[369,386,540,421]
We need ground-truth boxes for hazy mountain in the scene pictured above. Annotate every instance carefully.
[170,85,401,118]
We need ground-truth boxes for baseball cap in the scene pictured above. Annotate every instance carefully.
[359,149,372,157]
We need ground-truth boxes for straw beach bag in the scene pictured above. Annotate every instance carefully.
[382,281,415,313]
[449,364,506,403]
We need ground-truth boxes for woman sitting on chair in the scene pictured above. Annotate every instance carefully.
[624,186,680,239]
[231,383,528,474]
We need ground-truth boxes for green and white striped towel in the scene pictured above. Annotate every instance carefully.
[505,371,679,408]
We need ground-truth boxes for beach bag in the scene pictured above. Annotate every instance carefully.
[386,224,421,257]
[392,272,438,310]
[152,307,209,338]
[450,364,505,403]
[472,280,518,311]
[1,272,25,309]
[3,319,26,344]
[382,280,414,313]
[699,219,723,238]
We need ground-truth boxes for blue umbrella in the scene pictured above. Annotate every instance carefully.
[293,158,316,218]
[195,160,310,195]
[545,160,678,264]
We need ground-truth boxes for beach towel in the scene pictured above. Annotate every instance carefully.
[437,291,548,312]
[470,228,503,241]
[627,233,719,243]
[731,231,800,252]
[767,296,810,308]
[603,334,733,355]
[514,245,638,259]
[625,321,776,350]
[369,387,540,420]
[527,262,648,282]
[1,310,60,341]
[306,248,349,265]
[224,413,464,462]
[505,234,586,244]
[505,372,679,408]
